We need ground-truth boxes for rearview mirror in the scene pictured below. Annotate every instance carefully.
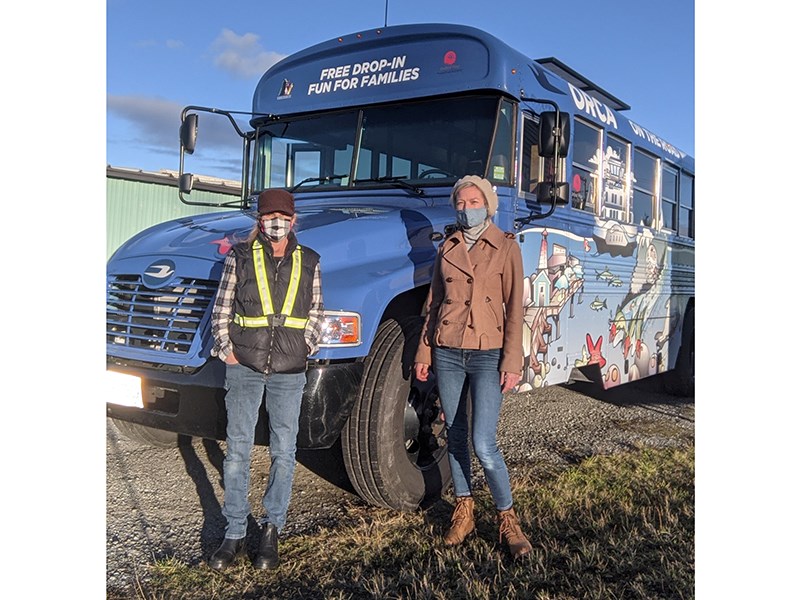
[179,173,194,194]
[536,181,570,205]
[538,111,570,158]
[180,113,198,155]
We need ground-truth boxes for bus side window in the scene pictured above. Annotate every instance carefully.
[632,149,658,227]
[571,119,601,213]
[679,172,694,239]
[661,164,679,231]
[601,135,629,222]
[488,99,515,184]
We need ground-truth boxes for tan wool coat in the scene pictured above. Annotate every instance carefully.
[415,222,524,375]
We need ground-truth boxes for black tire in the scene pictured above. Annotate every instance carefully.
[668,305,694,397]
[342,317,451,511]
[111,419,185,449]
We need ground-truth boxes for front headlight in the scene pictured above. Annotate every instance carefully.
[106,370,144,408]
[319,311,362,347]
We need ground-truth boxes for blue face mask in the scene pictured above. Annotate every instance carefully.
[455,207,488,229]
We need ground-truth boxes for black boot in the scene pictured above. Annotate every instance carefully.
[208,537,245,570]
[253,523,279,569]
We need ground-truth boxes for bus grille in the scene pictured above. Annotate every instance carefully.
[106,275,217,354]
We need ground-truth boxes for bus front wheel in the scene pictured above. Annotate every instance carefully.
[342,317,451,512]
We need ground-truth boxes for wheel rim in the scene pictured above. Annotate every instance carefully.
[403,379,447,469]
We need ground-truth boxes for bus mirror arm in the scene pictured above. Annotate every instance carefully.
[516,97,571,229]
[177,105,270,208]
[178,109,199,203]
[513,182,568,229]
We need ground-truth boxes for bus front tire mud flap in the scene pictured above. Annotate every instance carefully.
[342,317,451,512]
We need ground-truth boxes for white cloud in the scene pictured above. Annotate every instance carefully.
[108,94,246,150]
[211,28,286,79]
[107,95,184,149]
[107,94,250,177]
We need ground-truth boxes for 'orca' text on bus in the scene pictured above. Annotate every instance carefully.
[568,82,618,129]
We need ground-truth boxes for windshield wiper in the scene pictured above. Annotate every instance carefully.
[353,176,425,196]
[289,174,347,193]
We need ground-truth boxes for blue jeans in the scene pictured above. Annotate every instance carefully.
[433,347,513,511]
[221,362,305,539]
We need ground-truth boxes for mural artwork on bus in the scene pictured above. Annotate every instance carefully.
[517,220,680,391]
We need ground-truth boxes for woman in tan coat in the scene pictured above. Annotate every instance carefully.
[414,175,532,560]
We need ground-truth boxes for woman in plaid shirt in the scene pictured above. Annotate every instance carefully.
[209,188,324,571]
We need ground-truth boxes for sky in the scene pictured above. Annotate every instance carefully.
[107,0,695,180]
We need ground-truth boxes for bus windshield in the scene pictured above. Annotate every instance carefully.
[252,94,511,193]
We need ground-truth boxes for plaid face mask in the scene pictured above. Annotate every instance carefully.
[260,217,292,242]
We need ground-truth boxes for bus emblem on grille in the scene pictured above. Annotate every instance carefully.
[143,260,176,288]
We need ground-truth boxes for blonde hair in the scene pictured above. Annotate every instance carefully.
[245,221,260,243]
[450,175,498,216]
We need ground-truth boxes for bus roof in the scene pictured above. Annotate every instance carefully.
[252,23,692,171]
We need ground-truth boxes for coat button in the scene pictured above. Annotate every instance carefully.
[464,300,471,306]
[485,296,491,302]
[442,319,449,325]
[467,278,473,284]
[446,277,453,282]
[445,299,453,304]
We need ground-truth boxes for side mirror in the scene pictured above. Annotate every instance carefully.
[536,181,570,205]
[180,113,198,155]
[538,111,570,158]
[179,173,194,194]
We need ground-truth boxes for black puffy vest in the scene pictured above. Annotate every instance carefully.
[229,232,320,374]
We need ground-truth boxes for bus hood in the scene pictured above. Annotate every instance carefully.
[107,196,456,365]
[107,198,454,280]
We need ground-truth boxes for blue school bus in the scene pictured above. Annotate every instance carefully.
[106,23,694,511]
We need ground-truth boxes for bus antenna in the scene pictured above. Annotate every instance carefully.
[384,0,389,27]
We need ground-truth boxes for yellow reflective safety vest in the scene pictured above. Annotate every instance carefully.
[229,233,320,374]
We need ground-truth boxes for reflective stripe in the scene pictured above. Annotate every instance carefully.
[283,316,308,328]
[281,247,302,317]
[252,240,274,316]
[234,314,308,329]
[240,240,306,329]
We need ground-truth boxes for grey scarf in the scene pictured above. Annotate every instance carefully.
[461,220,490,250]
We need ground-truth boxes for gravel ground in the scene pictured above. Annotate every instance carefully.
[106,374,694,597]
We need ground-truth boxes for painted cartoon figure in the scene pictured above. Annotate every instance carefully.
[518,219,678,391]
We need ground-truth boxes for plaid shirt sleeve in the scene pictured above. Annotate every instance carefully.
[304,262,324,355]
[211,251,237,362]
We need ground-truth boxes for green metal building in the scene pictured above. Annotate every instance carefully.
[106,166,242,259]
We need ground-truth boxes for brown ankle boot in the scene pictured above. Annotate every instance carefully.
[444,496,475,546]
[498,507,532,559]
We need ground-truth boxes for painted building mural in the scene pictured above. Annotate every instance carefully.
[516,218,684,391]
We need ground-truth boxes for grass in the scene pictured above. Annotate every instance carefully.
[121,445,694,600]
